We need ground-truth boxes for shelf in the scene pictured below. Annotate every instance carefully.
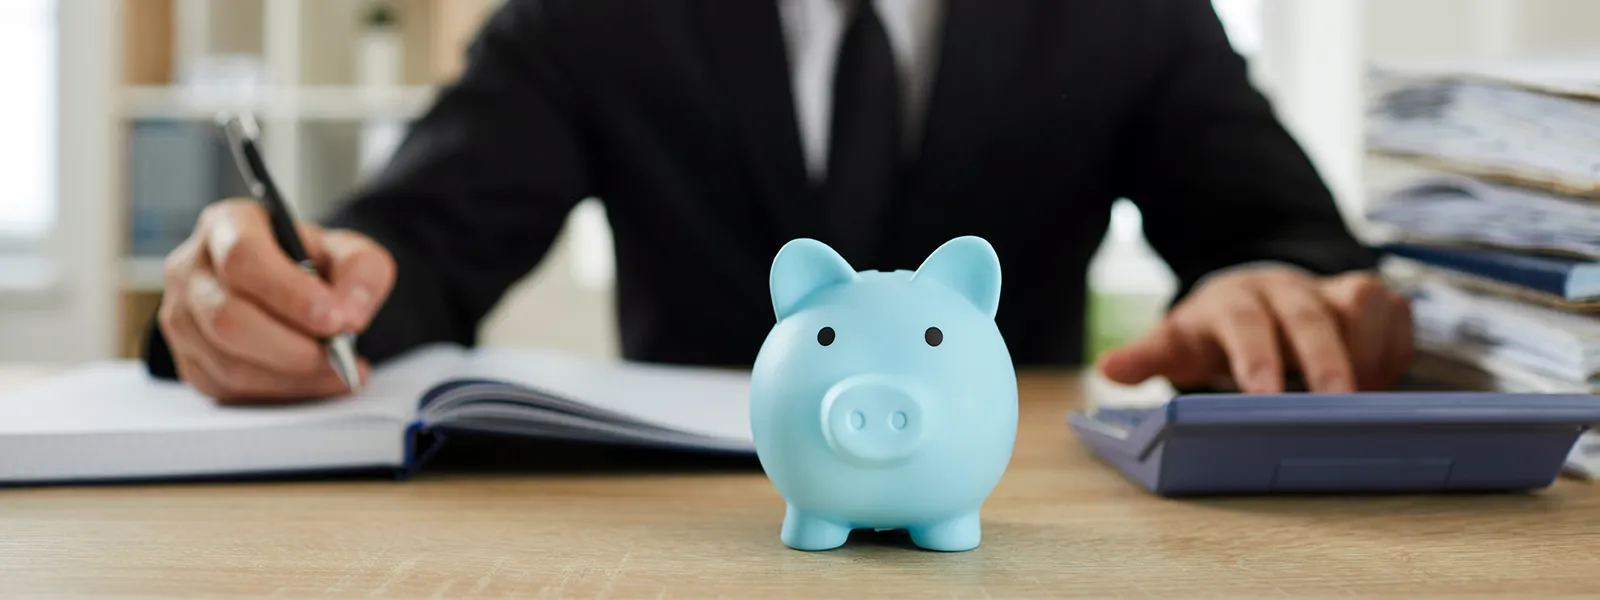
[121,256,166,293]
[121,85,437,121]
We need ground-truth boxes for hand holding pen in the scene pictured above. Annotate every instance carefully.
[152,112,398,403]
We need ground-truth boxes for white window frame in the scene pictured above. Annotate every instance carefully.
[0,0,120,362]
[0,0,58,263]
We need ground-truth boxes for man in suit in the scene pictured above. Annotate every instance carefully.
[142,0,1414,403]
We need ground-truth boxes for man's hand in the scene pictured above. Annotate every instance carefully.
[1096,267,1414,393]
[157,199,397,403]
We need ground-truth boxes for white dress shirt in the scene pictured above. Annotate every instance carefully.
[776,0,1302,284]
[777,0,944,181]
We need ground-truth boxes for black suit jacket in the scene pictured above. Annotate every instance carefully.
[143,0,1375,378]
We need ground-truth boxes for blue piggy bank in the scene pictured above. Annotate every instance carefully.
[749,236,1019,552]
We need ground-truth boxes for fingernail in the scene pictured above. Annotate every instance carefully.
[188,275,225,310]
[347,286,373,315]
[309,298,335,330]
[1247,366,1279,393]
[1320,374,1354,393]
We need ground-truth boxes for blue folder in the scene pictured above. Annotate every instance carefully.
[1378,242,1600,301]
[1068,392,1600,495]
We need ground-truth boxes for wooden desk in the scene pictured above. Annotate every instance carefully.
[1,370,1596,599]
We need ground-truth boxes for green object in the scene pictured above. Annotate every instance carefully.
[1085,290,1167,362]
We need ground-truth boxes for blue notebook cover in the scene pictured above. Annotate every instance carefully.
[1378,242,1600,301]
[398,378,757,479]
[1069,392,1600,496]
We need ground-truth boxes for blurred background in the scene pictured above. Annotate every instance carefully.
[2,0,1599,365]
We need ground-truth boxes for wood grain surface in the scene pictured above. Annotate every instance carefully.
[1,368,1597,599]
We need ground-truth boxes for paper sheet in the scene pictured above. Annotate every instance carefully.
[1367,173,1600,259]
[0,343,754,444]
[1370,52,1600,99]
[1566,430,1600,480]
[1401,278,1600,383]
[1366,58,1600,196]
[0,362,425,437]
[440,346,754,443]
[1081,370,1174,411]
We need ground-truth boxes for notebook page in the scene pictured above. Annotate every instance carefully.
[443,347,753,443]
[0,345,466,437]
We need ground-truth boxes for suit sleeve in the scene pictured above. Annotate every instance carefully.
[142,0,593,378]
[1118,0,1377,302]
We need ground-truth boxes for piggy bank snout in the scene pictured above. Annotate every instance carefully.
[819,375,929,466]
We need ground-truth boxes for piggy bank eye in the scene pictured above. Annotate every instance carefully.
[925,327,943,347]
[817,327,836,346]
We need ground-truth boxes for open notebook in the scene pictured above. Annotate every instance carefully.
[0,344,754,485]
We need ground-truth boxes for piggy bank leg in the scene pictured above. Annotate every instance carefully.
[780,503,851,551]
[908,510,981,552]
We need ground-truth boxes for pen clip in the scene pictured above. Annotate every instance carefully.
[214,109,310,261]
[217,111,268,200]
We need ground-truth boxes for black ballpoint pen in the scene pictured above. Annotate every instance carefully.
[217,111,363,393]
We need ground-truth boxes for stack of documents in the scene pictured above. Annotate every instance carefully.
[1365,54,1600,479]
[1366,173,1600,260]
[1367,54,1600,197]
[1402,277,1600,392]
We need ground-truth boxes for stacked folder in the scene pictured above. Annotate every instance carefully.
[1363,54,1600,478]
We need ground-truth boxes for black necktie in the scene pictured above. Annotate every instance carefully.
[824,0,901,260]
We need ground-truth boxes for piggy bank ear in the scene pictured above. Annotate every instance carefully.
[770,238,860,320]
[911,236,1002,318]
